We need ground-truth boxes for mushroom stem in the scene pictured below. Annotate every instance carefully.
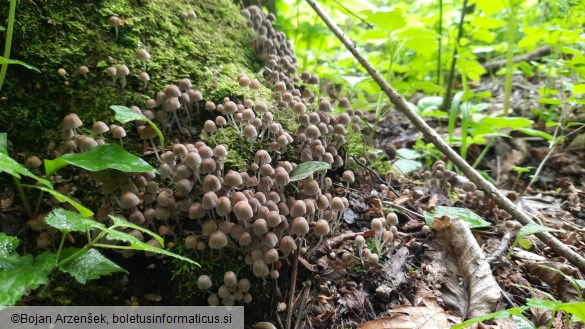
[306,236,324,258]
[148,138,161,162]
[119,138,124,147]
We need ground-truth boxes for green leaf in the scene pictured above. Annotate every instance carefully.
[0,252,57,305]
[517,128,553,141]
[417,97,443,112]
[557,302,585,322]
[109,215,164,247]
[538,98,562,106]
[396,27,438,59]
[424,206,491,228]
[59,248,126,284]
[0,132,7,155]
[44,208,104,233]
[110,105,164,146]
[396,148,421,160]
[44,144,156,176]
[0,152,51,187]
[518,238,533,250]
[572,84,585,95]
[0,56,40,73]
[0,233,19,257]
[22,185,94,217]
[362,9,406,32]
[392,159,422,174]
[451,306,529,329]
[481,117,533,129]
[289,161,331,182]
[516,223,564,242]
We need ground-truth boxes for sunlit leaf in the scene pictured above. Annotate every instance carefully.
[22,185,94,217]
[424,206,491,228]
[110,105,164,146]
[0,252,56,306]
[0,233,19,257]
[362,9,406,32]
[0,152,52,187]
[59,248,126,284]
[109,215,164,247]
[396,27,438,59]
[44,208,104,233]
[44,144,155,176]
[516,223,564,242]
[572,84,585,95]
[393,159,422,174]
[0,56,40,73]
[289,161,331,182]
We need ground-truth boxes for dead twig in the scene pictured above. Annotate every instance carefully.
[305,0,585,273]
[486,231,515,264]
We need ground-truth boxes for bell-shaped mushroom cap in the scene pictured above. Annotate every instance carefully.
[224,271,237,287]
[291,217,309,236]
[63,113,83,130]
[252,259,269,277]
[24,156,42,168]
[120,192,140,209]
[138,125,157,140]
[136,48,151,61]
[77,135,98,152]
[234,201,253,222]
[202,191,218,210]
[197,275,212,290]
[254,149,271,165]
[263,248,279,264]
[314,219,330,236]
[330,197,345,211]
[209,230,227,249]
[116,64,130,77]
[252,218,268,236]
[92,121,109,135]
[386,213,399,226]
[223,171,243,187]
[112,126,127,138]
[238,278,250,292]
[289,200,306,218]
[203,120,217,133]
[279,235,297,253]
[188,202,205,219]
[371,218,384,231]
[202,175,221,192]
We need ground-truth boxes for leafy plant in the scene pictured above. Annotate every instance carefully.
[508,223,565,256]
[0,209,198,306]
[423,206,491,228]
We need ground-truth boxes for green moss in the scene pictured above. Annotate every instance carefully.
[0,0,261,153]
[345,126,393,173]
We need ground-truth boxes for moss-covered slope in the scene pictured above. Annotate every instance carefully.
[0,0,259,152]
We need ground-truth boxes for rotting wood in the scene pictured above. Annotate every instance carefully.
[305,0,585,273]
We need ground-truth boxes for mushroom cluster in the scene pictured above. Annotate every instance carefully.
[47,5,374,308]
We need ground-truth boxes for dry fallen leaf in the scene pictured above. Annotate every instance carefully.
[433,216,501,319]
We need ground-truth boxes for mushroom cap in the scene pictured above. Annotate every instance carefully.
[386,213,399,226]
[289,200,306,218]
[355,235,365,248]
[252,218,268,236]
[224,271,237,287]
[223,171,243,187]
[120,192,140,209]
[188,202,206,219]
[279,235,297,252]
[371,218,384,231]
[234,201,253,222]
[63,113,83,130]
[252,259,269,277]
[203,120,217,133]
[92,121,109,135]
[314,219,330,236]
[136,49,151,61]
[202,175,221,192]
[105,66,117,77]
[24,156,42,168]
[238,278,251,292]
[78,65,89,74]
[112,126,127,138]
[185,235,198,249]
[291,217,309,236]
[263,248,279,264]
[209,230,228,249]
[197,275,212,290]
[330,197,345,211]
[116,64,130,77]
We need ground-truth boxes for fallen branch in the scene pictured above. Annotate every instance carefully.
[305,0,585,273]
[483,46,552,74]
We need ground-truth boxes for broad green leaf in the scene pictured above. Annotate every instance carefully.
[517,128,553,141]
[0,252,56,306]
[396,148,421,160]
[289,161,331,182]
[44,208,104,233]
[424,206,491,228]
[538,98,562,106]
[516,223,564,242]
[109,215,164,247]
[481,117,533,129]
[396,27,438,59]
[0,233,19,257]
[526,298,560,310]
[0,152,51,187]
[44,144,155,176]
[22,185,94,217]
[362,9,406,32]
[572,84,585,95]
[451,306,529,329]
[557,302,585,322]
[392,159,422,174]
[0,56,40,73]
[0,132,7,155]
[472,17,506,29]
[59,248,126,284]
[417,97,443,111]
